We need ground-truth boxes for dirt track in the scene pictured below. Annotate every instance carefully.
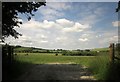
[16,64,96,80]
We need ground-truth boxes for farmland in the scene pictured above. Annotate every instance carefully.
[5,45,119,80]
[15,53,95,66]
[10,50,109,80]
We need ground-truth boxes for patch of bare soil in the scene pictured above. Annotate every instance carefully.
[16,63,96,80]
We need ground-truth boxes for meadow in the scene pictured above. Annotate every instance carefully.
[7,45,119,81]
[15,53,95,66]
[11,52,110,80]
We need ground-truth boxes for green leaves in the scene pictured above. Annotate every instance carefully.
[2,2,46,42]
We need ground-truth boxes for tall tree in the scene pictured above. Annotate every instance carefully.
[2,2,46,42]
[116,1,120,12]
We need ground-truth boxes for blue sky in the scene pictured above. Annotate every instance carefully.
[5,2,119,50]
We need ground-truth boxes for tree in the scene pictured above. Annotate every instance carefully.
[1,2,46,42]
[116,1,120,12]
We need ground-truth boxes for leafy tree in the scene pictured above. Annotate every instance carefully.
[116,1,120,12]
[2,2,46,42]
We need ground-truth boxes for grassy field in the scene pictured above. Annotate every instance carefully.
[10,53,96,80]
[15,53,95,66]
[11,52,117,80]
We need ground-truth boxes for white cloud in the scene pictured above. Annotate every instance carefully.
[40,7,64,17]
[6,17,117,50]
[109,36,118,43]
[46,2,71,11]
[40,34,47,39]
[5,2,118,50]
[38,2,71,20]
[20,18,91,33]
[62,23,91,32]
[79,38,88,42]
[40,40,48,43]
[21,19,40,28]
[78,3,106,25]
[98,31,118,45]
[56,18,74,27]
[80,14,99,25]
[7,18,93,49]
[112,21,120,27]
[20,19,58,29]
[56,37,68,42]
[19,35,31,41]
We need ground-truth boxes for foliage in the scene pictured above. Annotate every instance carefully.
[62,50,97,56]
[116,1,120,12]
[2,2,46,42]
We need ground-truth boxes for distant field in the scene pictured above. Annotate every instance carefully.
[15,53,95,66]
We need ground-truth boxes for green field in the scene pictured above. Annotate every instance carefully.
[11,53,96,79]
[15,53,95,66]
[12,52,117,80]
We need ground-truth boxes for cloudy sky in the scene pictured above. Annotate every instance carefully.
[5,2,119,50]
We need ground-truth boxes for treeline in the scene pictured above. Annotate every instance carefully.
[62,50,97,56]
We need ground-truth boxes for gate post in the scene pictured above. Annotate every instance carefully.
[109,43,115,63]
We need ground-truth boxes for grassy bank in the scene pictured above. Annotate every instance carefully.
[88,52,109,80]
[88,51,120,80]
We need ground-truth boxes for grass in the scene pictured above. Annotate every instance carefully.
[88,51,120,80]
[10,52,120,80]
[15,53,95,66]
[9,53,95,80]
[88,53,109,80]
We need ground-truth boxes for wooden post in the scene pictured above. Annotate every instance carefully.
[109,43,115,63]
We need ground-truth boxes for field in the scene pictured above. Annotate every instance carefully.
[15,53,95,66]
[11,53,96,80]
[6,49,120,81]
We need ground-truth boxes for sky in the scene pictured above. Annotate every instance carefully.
[5,2,119,50]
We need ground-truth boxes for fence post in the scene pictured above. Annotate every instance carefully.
[109,43,115,63]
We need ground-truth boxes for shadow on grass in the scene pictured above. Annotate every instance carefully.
[105,61,120,80]
[2,60,98,82]
[2,59,34,81]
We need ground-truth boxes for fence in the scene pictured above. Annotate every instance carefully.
[109,43,120,63]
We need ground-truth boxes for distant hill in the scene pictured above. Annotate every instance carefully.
[13,45,109,53]
[14,46,49,53]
